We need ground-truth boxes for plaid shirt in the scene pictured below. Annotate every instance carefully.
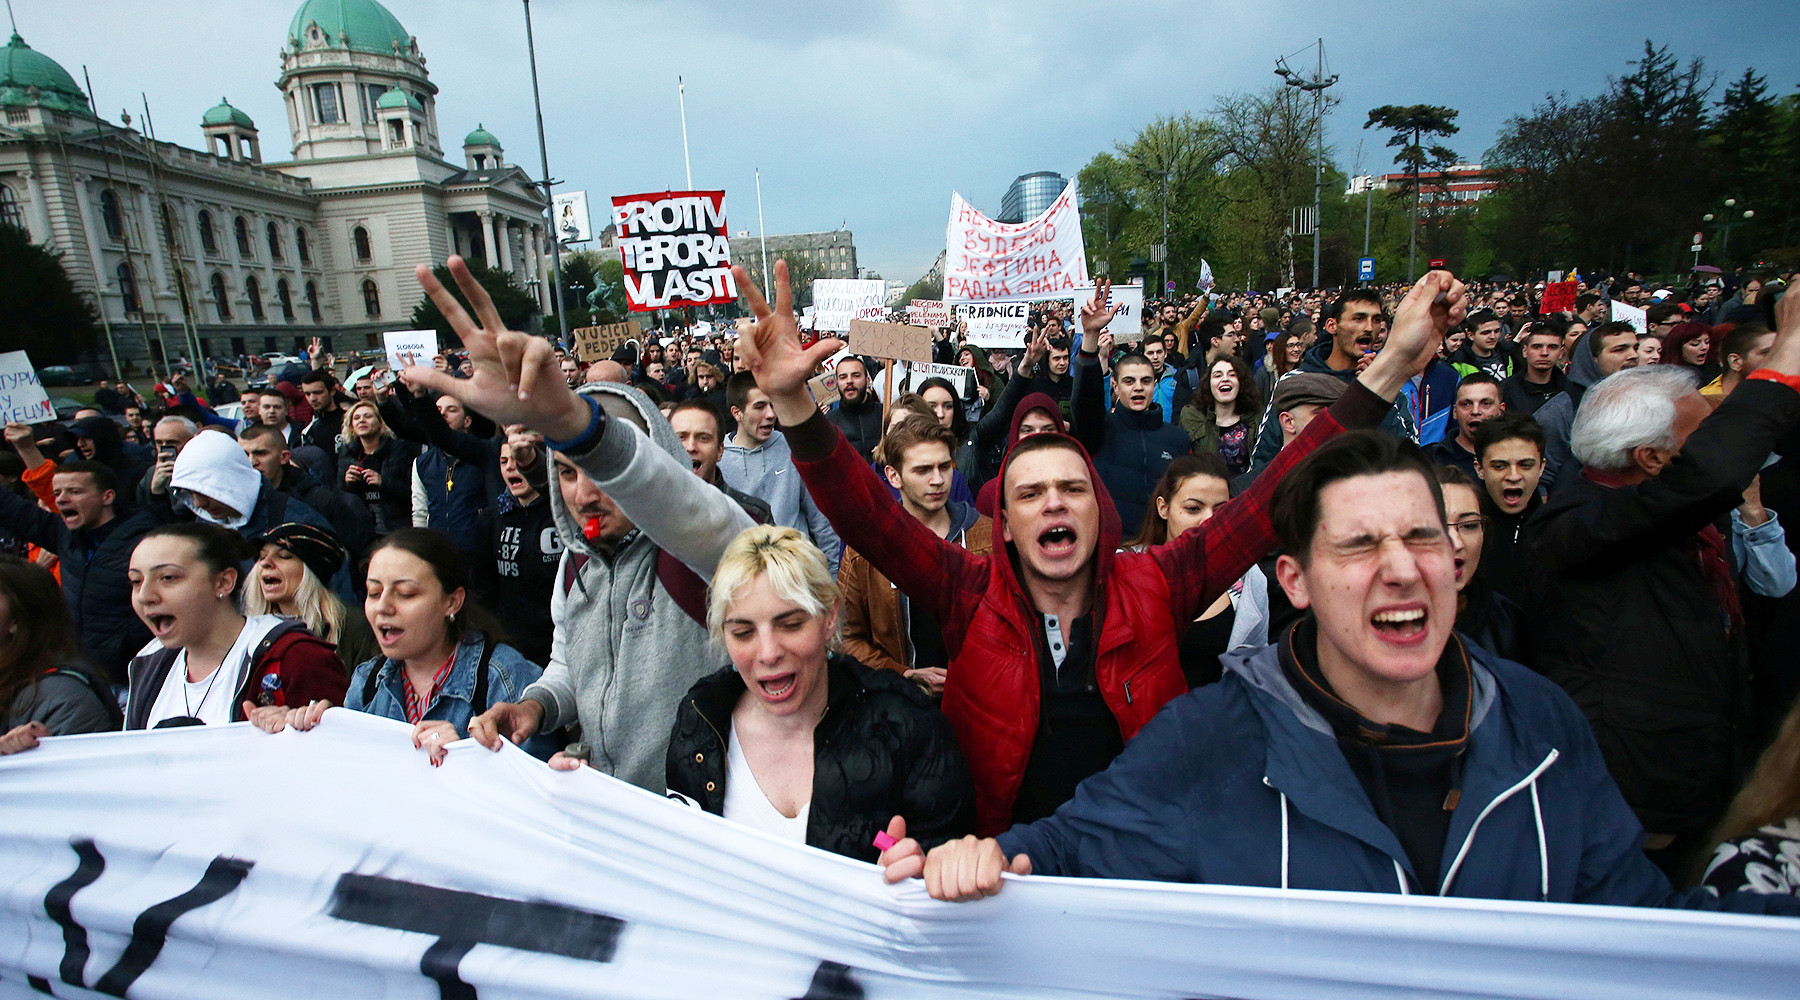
[787,381,1392,833]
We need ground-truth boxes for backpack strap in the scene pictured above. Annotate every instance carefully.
[361,655,386,707]
[44,666,124,730]
[471,634,495,717]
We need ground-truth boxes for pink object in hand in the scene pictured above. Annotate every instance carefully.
[873,831,898,852]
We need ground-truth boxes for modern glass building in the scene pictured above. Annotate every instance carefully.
[998,171,1066,224]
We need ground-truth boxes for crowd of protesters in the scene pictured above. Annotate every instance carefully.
[4,252,1800,921]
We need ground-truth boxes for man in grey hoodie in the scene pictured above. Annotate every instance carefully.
[463,379,758,791]
[719,370,842,571]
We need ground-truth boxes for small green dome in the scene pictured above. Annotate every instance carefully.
[288,0,414,57]
[375,86,420,111]
[463,124,500,148]
[201,97,255,128]
[0,33,90,113]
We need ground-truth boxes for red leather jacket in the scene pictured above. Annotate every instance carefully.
[787,383,1389,833]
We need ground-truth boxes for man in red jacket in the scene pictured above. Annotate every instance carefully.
[734,264,1468,834]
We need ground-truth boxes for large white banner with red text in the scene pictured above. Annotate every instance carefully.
[0,712,1794,1000]
[944,183,1089,303]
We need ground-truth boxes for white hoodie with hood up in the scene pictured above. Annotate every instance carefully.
[169,430,263,529]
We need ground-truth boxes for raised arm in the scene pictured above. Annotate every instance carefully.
[732,261,987,639]
[1154,270,1467,620]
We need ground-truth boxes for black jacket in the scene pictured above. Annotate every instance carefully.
[1071,353,1192,537]
[276,463,374,555]
[486,491,561,667]
[667,655,974,862]
[0,491,164,683]
[825,393,885,463]
[1523,379,1800,837]
[336,436,417,535]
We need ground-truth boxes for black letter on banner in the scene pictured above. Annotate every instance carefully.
[328,873,625,1000]
[793,960,865,1000]
[43,838,104,988]
[40,841,251,996]
[90,855,254,996]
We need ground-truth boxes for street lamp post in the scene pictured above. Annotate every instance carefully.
[1277,39,1338,290]
[522,0,569,346]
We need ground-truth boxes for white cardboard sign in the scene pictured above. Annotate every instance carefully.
[812,279,888,333]
[383,329,439,372]
[0,351,54,424]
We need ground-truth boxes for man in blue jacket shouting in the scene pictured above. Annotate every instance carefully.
[880,424,1800,915]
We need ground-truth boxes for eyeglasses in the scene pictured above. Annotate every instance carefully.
[1446,516,1486,537]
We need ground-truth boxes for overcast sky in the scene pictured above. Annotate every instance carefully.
[22,1,1800,283]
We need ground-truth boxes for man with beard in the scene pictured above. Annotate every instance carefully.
[824,355,884,462]
[1249,288,1418,471]
[730,262,1466,836]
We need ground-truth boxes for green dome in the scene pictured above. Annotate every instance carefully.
[463,124,499,147]
[0,33,90,113]
[201,97,255,128]
[288,0,414,57]
[375,86,420,111]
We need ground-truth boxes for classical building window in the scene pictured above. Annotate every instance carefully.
[362,278,381,318]
[277,278,295,323]
[359,84,387,123]
[234,215,253,258]
[116,262,139,313]
[311,83,342,125]
[295,226,311,265]
[99,188,124,241]
[246,276,265,322]
[267,220,283,261]
[305,281,321,322]
[0,185,22,229]
[158,202,178,248]
[211,272,231,321]
[198,210,217,254]
[353,225,372,262]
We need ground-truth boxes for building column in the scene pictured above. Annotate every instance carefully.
[70,175,115,320]
[478,210,497,269]
[495,216,513,273]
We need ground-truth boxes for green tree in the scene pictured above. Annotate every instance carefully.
[1364,104,1461,280]
[557,248,605,329]
[1709,68,1780,262]
[897,272,943,308]
[409,261,538,346]
[1596,41,1715,272]
[1212,85,1335,288]
[1077,152,1140,280]
[0,225,101,365]
[1115,114,1224,290]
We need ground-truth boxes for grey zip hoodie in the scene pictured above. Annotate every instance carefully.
[520,382,756,791]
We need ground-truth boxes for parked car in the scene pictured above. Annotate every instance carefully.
[49,397,85,421]
[37,366,91,386]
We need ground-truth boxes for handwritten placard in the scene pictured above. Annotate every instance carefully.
[573,320,642,363]
[382,330,439,372]
[849,320,934,364]
[1539,281,1577,315]
[807,372,839,409]
[0,351,55,424]
[905,299,951,329]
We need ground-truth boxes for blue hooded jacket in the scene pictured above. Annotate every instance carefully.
[998,635,1798,913]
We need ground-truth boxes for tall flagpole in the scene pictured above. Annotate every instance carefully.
[523,0,568,344]
[755,168,770,291]
[677,76,693,189]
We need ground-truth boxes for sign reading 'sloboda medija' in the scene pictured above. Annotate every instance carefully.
[610,190,735,311]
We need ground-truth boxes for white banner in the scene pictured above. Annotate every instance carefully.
[944,182,1088,303]
[957,302,1030,348]
[1,714,1795,1000]
[812,279,888,332]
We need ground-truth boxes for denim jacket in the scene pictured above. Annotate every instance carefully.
[346,629,557,759]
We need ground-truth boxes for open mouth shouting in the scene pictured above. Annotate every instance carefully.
[144,613,178,639]
[1038,525,1079,559]
[1500,486,1526,510]
[375,624,405,648]
[1370,605,1430,645]
[752,672,798,703]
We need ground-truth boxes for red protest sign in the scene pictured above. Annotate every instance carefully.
[1539,281,1577,315]
[610,191,735,312]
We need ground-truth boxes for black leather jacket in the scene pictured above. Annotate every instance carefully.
[666,654,974,861]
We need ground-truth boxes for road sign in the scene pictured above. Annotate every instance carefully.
[1149,244,1167,263]
[1165,281,1176,291]
[1692,232,1704,245]
[1428,258,1447,270]
[1358,257,1375,282]
[1691,244,1704,253]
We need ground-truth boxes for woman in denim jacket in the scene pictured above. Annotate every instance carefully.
[273,528,555,761]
